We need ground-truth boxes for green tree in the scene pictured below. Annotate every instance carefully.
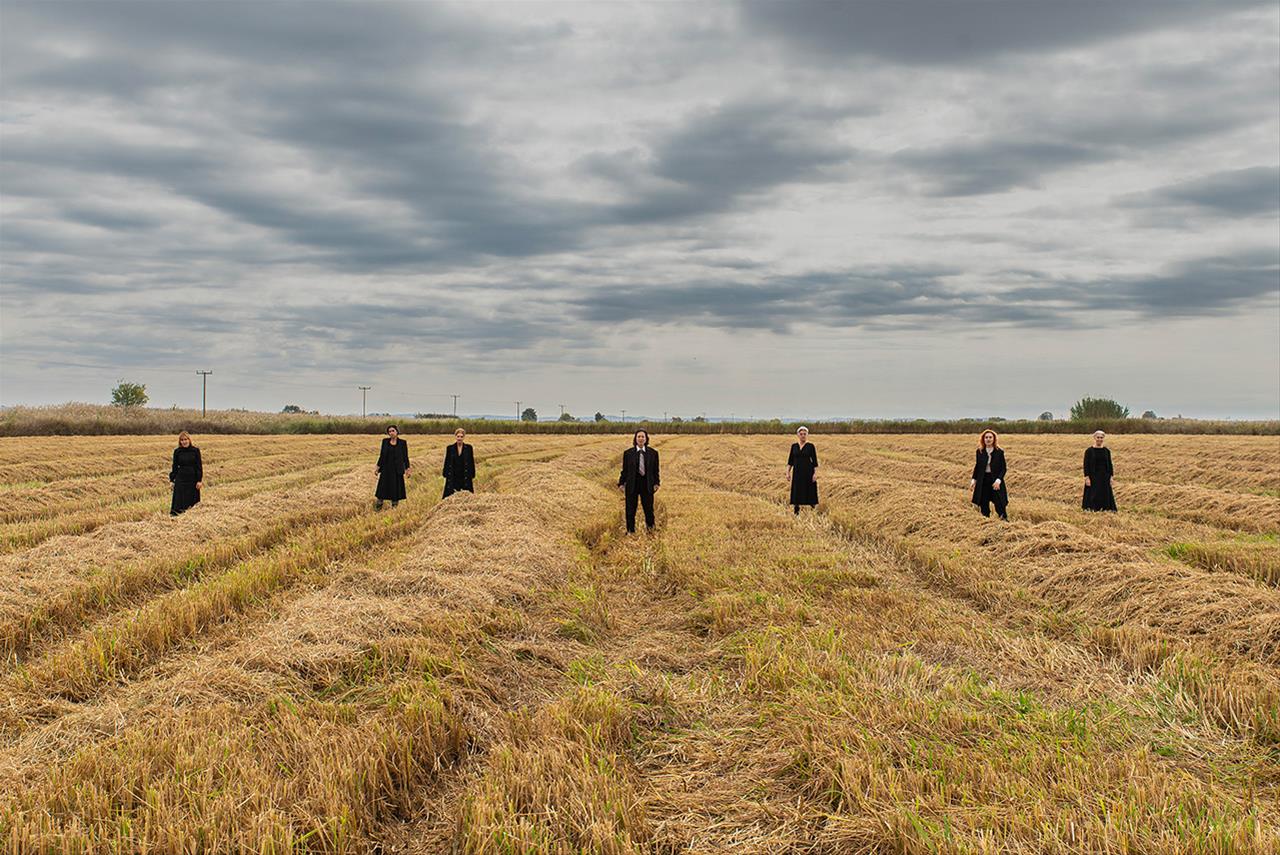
[281,404,303,413]
[521,407,538,422]
[111,381,148,408]
[558,411,575,422]
[594,411,607,422]
[1038,411,1054,421]
[1070,397,1129,420]
[691,415,707,423]
[1142,410,1158,419]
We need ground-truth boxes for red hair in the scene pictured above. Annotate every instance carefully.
[977,429,999,450]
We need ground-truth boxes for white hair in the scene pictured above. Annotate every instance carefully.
[797,425,809,433]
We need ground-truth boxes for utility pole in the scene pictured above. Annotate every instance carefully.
[663,411,667,421]
[621,409,626,422]
[358,386,371,417]
[195,370,212,417]
[515,401,521,422]
[558,403,566,418]
[451,394,460,417]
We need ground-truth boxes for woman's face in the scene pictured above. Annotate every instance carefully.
[455,429,465,442]
[179,436,191,447]
[387,427,398,439]
[797,428,808,442]
[1093,431,1106,446]
[983,431,995,448]
[635,431,648,447]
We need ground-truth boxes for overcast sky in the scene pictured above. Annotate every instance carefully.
[2,0,1278,419]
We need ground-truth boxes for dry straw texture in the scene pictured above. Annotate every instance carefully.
[0,433,1276,853]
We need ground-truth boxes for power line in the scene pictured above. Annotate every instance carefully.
[195,371,213,417]
[357,386,371,418]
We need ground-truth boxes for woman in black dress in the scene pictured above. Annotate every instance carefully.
[442,428,476,498]
[787,426,818,515]
[374,425,410,509]
[169,431,203,516]
[1082,430,1117,511]
[969,429,1008,520]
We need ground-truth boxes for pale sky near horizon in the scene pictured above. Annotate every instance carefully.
[2,1,1278,420]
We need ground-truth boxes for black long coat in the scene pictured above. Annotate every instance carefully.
[442,442,476,497]
[1082,446,1117,511]
[618,446,659,495]
[787,442,818,506]
[169,445,202,515]
[375,438,410,501]
[970,447,1008,505]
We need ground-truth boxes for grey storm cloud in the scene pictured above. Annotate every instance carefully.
[567,249,1280,332]
[1,0,1277,417]
[589,99,867,223]
[1118,166,1280,217]
[739,0,1272,65]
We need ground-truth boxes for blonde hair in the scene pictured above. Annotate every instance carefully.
[177,431,192,444]
[978,429,999,449]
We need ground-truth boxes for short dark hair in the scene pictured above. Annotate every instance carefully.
[386,424,399,434]
[633,429,649,445]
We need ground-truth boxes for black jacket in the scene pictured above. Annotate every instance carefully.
[618,445,659,494]
[376,438,410,474]
[970,447,1008,503]
[442,442,476,490]
[170,446,203,483]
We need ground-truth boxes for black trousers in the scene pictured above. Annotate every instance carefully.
[625,478,655,532]
[977,472,1008,520]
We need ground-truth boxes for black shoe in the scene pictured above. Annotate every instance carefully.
[391,501,399,508]
[375,499,384,510]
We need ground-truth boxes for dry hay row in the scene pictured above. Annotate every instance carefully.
[864,435,1280,494]
[683,443,1280,746]
[448,444,1277,854]
[0,462,616,853]
[0,443,369,524]
[0,469,383,668]
[654,450,1275,853]
[0,434,372,484]
[0,457,362,554]
[798,439,1280,535]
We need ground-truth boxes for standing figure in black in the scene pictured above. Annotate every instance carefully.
[169,430,203,516]
[618,429,660,533]
[442,427,476,498]
[1082,430,1117,511]
[787,426,818,515]
[374,425,410,509]
[969,429,1009,520]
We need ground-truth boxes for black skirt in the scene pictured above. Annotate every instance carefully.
[375,470,406,501]
[1082,479,1117,511]
[171,481,200,515]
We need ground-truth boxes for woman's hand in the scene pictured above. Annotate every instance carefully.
[374,467,380,476]
[652,484,659,493]
[195,481,203,491]
[969,478,976,489]
[1084,476,1091,487]
[992,479,1001,490]
[812,473,817,482]
[404,468,411,478]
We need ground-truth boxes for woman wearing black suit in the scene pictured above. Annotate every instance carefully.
[374,425,410,509]
[442,427,476,498]
[618,429,659,533]
[969,429,1008,520]
[169,430,203,516]
[1082,430,1117,511]
[787,426,818,515]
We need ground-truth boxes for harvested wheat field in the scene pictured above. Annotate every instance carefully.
[0,432,1277,854]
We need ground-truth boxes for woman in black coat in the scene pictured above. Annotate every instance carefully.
[787,426,818,514]
[969,429,1009,520]
[1082,430,1117,511]
[169,430,203,516]
[374,425,410,509]
[442,427,476,498]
